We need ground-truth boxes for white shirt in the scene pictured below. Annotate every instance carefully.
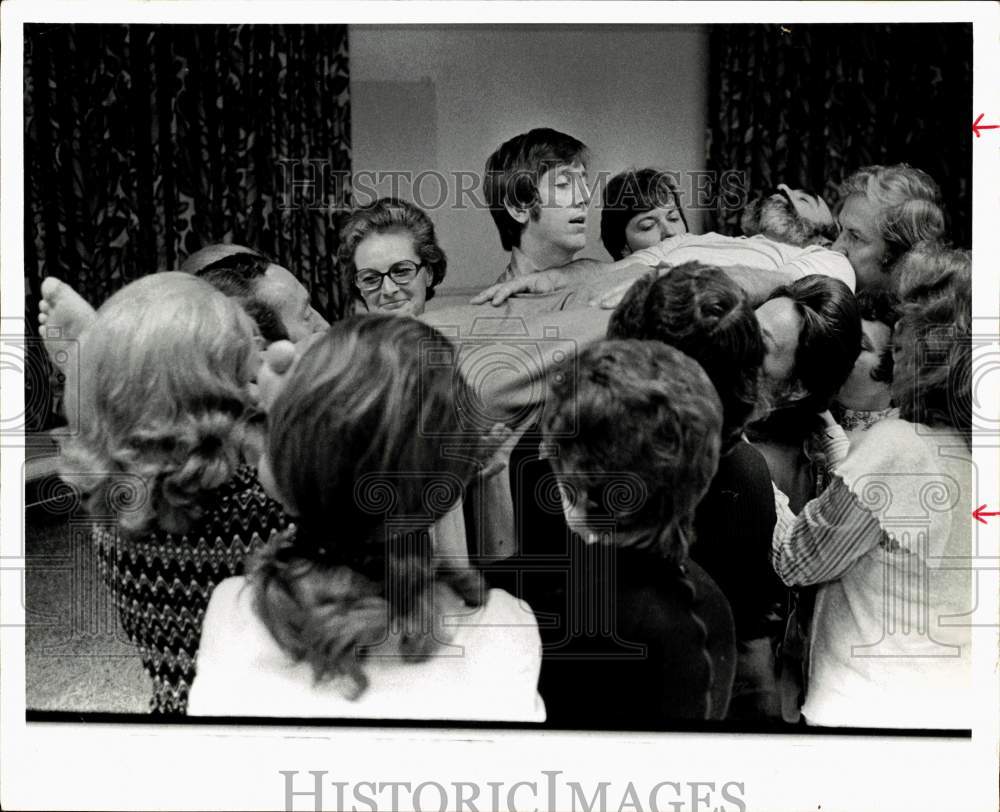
[772,419,972,729]
[189,578,546,722]
[629,232,856,291]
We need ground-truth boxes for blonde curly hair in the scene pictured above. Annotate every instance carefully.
[838,164,946,268]
[60,272,259,535]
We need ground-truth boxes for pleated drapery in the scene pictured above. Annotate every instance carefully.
[24,23,353,429]
[705,24,971,246]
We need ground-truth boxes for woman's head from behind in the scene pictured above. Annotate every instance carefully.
[607,262,764,449]
[891,242,972,444]
[63,272,258,535]
[600,168,688,260]
[541,339,722,563]
[255,315,483,697]
[264,314,476,537]
[340,198,447,317]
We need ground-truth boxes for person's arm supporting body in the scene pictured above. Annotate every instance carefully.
[421,303,611,429]
[470,258,636,307]
[771,474,883,587]
[779,247,856,292]
[771,418,944,588]
[421,303,610,567]
[813,410,852,471]
[470,237,693,306]
[472,247,803,310]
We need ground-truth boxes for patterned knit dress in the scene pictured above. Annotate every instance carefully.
[94,465,290,714]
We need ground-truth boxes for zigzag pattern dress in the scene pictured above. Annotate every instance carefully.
[94,465,290,714]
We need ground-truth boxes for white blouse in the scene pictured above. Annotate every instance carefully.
[189,578,545,722]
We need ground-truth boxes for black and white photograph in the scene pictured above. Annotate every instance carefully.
[2,2,998,810]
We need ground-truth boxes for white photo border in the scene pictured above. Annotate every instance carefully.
[2,2,998,810]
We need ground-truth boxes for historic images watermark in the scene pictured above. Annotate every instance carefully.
[3,317,80,442]
[280,770,747,812]
[275,161,750,217]
[14,322,999,658]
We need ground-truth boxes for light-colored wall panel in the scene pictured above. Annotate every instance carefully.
[350,24,708,299]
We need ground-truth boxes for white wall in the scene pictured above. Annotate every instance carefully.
[349,24,708,301]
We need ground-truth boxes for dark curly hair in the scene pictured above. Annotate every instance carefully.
[855,286,900,385]
[607,262,764,450]
[541,338,723,563]
[766,275,862,413]
[339,198,447,303]
[749,275,861,444]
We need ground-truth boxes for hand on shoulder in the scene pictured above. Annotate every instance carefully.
[470,269,570,306]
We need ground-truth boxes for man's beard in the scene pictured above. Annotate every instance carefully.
[740,194,813,247]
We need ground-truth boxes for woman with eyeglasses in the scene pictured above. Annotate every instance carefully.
[340,197,447,318]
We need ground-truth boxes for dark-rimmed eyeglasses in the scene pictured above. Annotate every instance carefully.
[354,261,424,294]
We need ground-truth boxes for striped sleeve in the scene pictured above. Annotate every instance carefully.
[771,473,884,586]
[816,424,852,469]
[772,482,795,547]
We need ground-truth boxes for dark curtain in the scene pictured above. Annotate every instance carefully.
[705,23,972,247]
[24,23,352,430]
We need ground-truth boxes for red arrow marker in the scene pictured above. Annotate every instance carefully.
[973,504,1000,524]
[972,114,999,138]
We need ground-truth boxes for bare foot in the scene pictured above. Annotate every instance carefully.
[37,278,97,367]
[36,278,97,433]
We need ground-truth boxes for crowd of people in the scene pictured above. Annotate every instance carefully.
[36,126,973,729]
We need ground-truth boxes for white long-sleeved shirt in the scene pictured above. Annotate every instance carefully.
[189,579,546,722]
[770,418,972,729]
[629,232,856,292]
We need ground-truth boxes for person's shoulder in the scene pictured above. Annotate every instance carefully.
[683,559,736,633]
[627,232,701,264]
[851,415,921,451]
[449,589,543,703]
[472,588,541,630]
[452,589,542,661]
[723,439,772,476]
[785,245,856,288]
[852,416,968,459]
[836,417,936,484]
[205,575,251,623]
[685,558,729,603]
[195,576,258,668]
[695,232,734,243]
[617,556,734,643]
